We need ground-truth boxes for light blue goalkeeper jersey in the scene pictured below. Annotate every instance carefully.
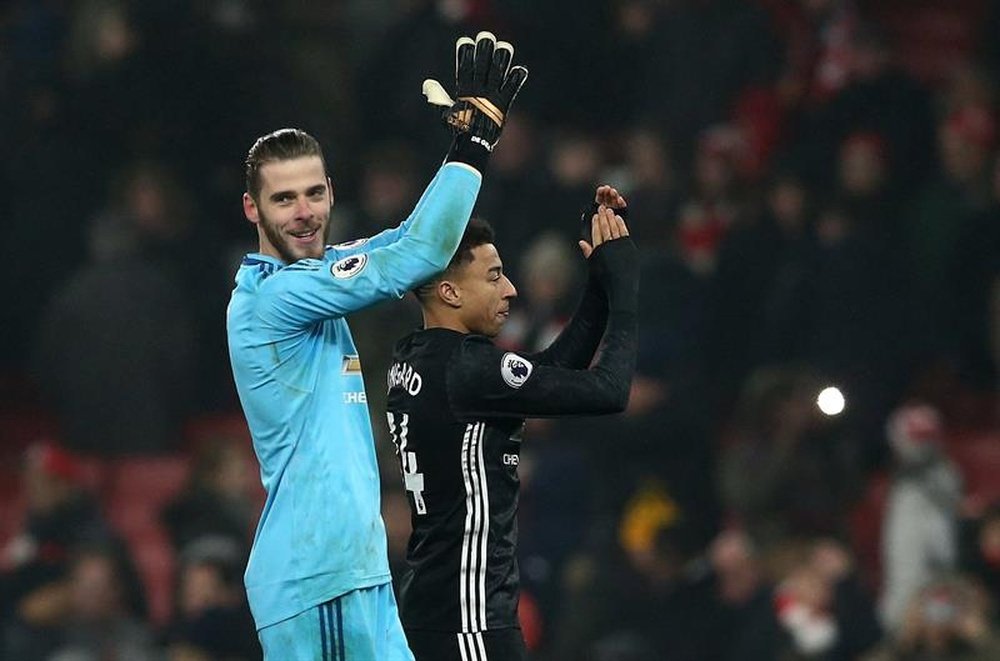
[227,162,482,629]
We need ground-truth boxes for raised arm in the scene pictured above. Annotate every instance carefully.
[446,222,639,419]
[255,33,529,331]
[341,32,528,254]
[531,185,628,369]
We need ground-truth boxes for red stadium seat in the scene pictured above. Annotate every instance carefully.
[105,456,190,517]
[0,409,61,462]
[0,455,105,564]
[0,488,27,570]
[947,431,1000,504]
[182,412,252,448]
[183,413,267,511]
[128,526,177,628]
[867,0,988,86]
[848,471,890,593]
[103,455,190,626]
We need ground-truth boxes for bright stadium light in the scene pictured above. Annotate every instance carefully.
[817,386,845,416]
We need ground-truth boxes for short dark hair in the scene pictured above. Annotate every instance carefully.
[245,128,326,200]
[414,218,495,303]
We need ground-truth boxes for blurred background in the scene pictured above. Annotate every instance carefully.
[0,0,998,659]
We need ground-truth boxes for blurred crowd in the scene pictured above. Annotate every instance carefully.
[1,0,999,659]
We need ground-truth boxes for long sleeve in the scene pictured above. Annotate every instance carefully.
[446,238,638,419]
[253,163,482,333]
[342,162,451,252]
[530,273,608,369]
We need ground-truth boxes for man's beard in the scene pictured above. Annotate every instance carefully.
[258,209,328,263]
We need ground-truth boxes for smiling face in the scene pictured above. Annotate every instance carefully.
[450,243,517,337]
[242,155,332,262]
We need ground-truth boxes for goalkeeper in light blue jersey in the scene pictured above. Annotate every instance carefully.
[226,32,527,661]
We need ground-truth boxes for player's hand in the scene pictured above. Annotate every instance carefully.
[579,204,630,259]
[595,184,627,211]
[579,185,628,254]
[423,31,528,154]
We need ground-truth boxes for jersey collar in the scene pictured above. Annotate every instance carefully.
[242,252,286,268]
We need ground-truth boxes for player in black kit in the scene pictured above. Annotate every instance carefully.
[385,186,638,661]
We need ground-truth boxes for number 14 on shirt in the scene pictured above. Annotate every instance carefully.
[387,412,427,514]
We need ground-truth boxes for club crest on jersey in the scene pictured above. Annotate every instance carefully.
[500,352,533,389]
[332,238,368,249]
[331,253,368,279]
[342,354,362,375]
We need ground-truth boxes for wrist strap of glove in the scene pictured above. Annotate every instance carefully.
[446,133,491,172]
[457,97,505,127]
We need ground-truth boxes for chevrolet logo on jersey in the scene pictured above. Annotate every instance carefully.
[342,355,362,375]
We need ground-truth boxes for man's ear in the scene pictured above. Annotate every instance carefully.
[243,193,260,225]
[438,279,462,308]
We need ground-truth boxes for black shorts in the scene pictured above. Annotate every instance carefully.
[406,627,526,661]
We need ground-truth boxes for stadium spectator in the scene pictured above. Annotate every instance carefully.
[616,126,678,254]
[32,161,198,455]
[0,440,146,659]
[719,366,864,548]
[940,62,996,119]
[769,0,860,109]
[708,528,769,644]
[835,131,901,244]
[474,113,549,278]
[880,404,962,634]
[496,232,580,355]
[710,168,812,400]
[530,131,607,257]
[549,486,725,661]
[981,0,1000,83]
[958,502,1000,617]
[639,0,781,167]
[795,21,935,195]
[47,542,158,661]
[0,441,112,658]
[357,0,474,165]
[0,12,100,375]
[599,0,665,130]
[751,195,914,457]
[947,152,1000,388]
[161,439,255,556]
[908,104,997,364]
[674,124,754,278]
[342,140,423,241]
[730,537,881,661]
[167,536,260,661]
[866,575,1000,660]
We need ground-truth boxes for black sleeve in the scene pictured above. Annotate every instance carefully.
[530,273,607,369]
[447,239,638,419]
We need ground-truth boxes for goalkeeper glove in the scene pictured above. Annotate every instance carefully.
[423,31,528,171]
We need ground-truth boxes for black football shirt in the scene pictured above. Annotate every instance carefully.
[385,240,638,634]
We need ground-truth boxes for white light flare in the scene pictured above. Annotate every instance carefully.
[817,386,845,416]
